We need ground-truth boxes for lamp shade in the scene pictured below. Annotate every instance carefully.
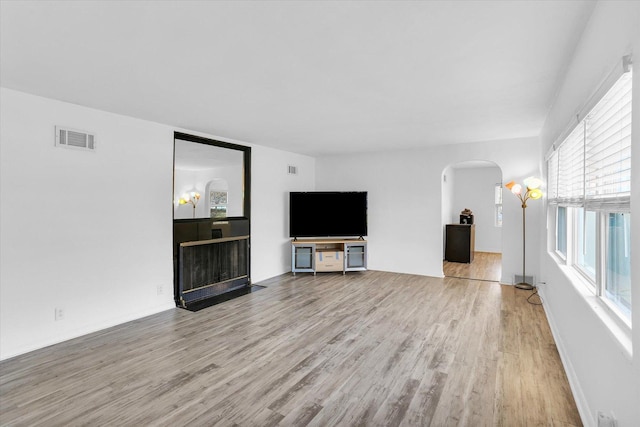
[529,188,543,200]
[524,176,543,190]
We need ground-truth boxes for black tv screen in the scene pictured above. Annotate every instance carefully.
[289,192,368,238]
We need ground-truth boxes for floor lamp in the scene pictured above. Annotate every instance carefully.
[505,177,543,290]
[179,190,201,218]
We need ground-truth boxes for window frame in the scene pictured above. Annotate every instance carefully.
[551,205,631,327]
[546,68,632,326]
[572,208,598,287]
[494,184,503,227]
[602,211,632,321]
[555,205,568,260]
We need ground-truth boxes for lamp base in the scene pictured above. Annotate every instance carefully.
[515,282,534,291]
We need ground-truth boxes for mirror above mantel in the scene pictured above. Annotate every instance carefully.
[173,132,250,220]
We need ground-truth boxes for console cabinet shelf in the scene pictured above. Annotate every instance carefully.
[291,239,367,275]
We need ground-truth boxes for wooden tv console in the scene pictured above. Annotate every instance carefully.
[291,238,367,275]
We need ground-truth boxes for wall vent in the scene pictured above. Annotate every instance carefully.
[287,165,298,175]
[55,126,96,151]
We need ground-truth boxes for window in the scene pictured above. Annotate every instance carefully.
[547,67,632,321]
[210,191,228,219]
[606,212,631,318]
[575,208,596,282]
[556,206,567,257]
[495,184,503,227]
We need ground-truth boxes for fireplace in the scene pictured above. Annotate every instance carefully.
[174,218,250,309]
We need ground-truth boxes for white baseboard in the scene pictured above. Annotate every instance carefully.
[0,302,176,361]
[538,286,592,427]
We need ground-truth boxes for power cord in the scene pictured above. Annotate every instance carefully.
[526,286,543,305]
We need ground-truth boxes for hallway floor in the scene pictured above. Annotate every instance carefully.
[444,251,502,282]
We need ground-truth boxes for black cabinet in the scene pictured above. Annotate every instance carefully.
[445,224,475,263]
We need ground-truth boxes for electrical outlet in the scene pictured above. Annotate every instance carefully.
[156,285,163,296]
[597,410,617,427]
[54,307,64,321]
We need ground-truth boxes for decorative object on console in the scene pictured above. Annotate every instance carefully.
[460,208,474,224]
[179,190,201,218]
[505,176,543,290]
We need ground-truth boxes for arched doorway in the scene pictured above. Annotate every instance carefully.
[441,160,503,282]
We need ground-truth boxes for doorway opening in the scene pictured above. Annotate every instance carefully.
[441,161,503,282]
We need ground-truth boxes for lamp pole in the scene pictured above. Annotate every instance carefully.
[515,201,533,290]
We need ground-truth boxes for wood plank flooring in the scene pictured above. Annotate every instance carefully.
[444,252,502,282]
[0,270,581,426]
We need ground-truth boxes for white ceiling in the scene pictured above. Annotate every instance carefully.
[451,160,499,170]
[0,1,595,157]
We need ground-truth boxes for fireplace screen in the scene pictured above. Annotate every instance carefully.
[178,236,250,307]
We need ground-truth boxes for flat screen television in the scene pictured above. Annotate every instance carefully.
[289,191,368,238]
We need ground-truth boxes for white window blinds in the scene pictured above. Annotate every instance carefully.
[557,123,585,206]
[547,66,632,211]
[547,150,559,202]
[584,72,632,210]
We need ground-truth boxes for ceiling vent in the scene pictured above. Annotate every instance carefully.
[287,165,298,175]
[55,126,96,151]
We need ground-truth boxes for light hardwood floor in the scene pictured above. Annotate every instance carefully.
[0,271,581,426]
[444,252,502,282]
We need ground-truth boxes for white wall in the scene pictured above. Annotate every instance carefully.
[537,2,640,426]
[315,137,541,284]
[251,144,316,282]
[441,166,455,255]
[450,166,502,253]
[0,88,315,360]
[0,88,175,360]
